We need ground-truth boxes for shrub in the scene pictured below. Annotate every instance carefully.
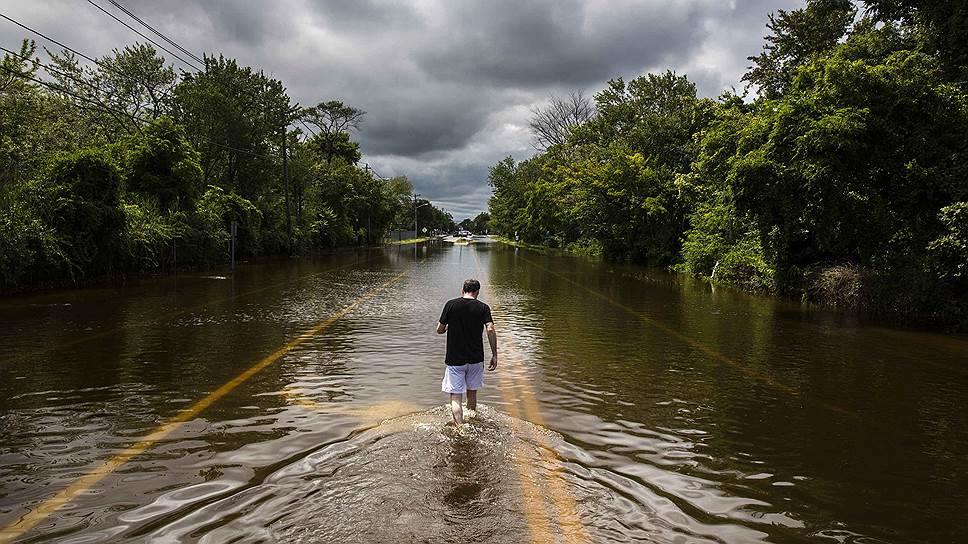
[810,263,866,307]
[564,237,603,257]
[195,185,261,258]
[125,117,202,212]
[122,200,174,271]
[29,149,125,278]
[0,192,68,287]
[714,236,775,291]
[928,202,968,280]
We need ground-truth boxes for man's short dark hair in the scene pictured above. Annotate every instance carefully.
[462,279,481,293]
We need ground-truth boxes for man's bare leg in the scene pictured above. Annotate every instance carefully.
[466,390,477,411]
[450,393,464,425]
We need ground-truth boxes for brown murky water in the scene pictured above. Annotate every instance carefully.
[0,240,966,543]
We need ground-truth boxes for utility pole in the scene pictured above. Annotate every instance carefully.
[282,128,292,254]
[230,220,237,270]
[364,164,371,246]
[414,192,420,240]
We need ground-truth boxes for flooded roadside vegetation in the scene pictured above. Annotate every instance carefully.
[1,243,966,542]
[2,0,968,542]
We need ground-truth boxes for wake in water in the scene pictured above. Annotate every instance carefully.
[143,405,571,543]
[129,404,790,543]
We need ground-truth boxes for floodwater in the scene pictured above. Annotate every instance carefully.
[0,240,966,543]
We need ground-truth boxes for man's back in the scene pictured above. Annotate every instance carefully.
[439,297,492,365]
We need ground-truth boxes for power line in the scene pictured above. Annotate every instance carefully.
[369,165,390,180]
[1,43,194,134]
[299,120,318,138]
[0,60,277,161]
[86,2,311,151]
[0,62,142,127]
[1,12,122,81]
[85,0,203,72]
[3,45,122,103]
[2,10,376,174]
[78,1,337,168]
[0,13,281,160]
[86,0,302,140]
[0,11,176,104]
[107,0,205,65]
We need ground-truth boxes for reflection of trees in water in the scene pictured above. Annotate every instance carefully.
[0,253,395,533]
[483,245,968,542]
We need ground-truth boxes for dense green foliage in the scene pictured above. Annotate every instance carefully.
[1,42,452,289]
[458,212,490,234]
[488,1,968,328]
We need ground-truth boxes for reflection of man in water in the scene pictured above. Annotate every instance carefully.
[436,279,498,424]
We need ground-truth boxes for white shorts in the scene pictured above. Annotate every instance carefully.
[441,362,484,394]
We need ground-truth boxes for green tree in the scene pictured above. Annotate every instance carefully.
[29,149,126,277]
[125,116,202,212]
[0,40,79,187]
[679,94,773,289]
[743,0,857,99]
[307,131,361,165]
[301,100,365,164]
[578,71,710,173]
[731,47,968,294]
[46,42,177,133]
[171,55,290,198]
[554,144,686,262]
[195,184,261,257]
[863,0,968,78]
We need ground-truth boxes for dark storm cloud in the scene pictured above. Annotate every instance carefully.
[0,0,801,219]
[415,0,704,88]
[362,106,489,156]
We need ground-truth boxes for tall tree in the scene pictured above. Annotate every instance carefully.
[300,100,365,163]
[125,116,203,212]
[528,91,594,150]
[171,55,291,199]
[580,71,710,174]
[862,0,968,78]
[743,0,857,98]
[97,43,177,120]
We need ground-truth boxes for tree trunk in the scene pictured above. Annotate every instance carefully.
[283,130,292,254]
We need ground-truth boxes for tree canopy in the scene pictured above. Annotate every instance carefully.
[0,43,450,289]
[487,0,968,328]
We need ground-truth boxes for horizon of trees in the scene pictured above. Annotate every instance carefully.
[1,40,455,289]
[487,0,968,329]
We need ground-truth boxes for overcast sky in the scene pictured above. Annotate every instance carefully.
[1,0,801,220]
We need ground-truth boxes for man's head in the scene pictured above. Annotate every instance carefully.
[462,279,481,297]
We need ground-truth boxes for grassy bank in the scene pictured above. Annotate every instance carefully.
[495,236,603,258]
[386,237,434,245]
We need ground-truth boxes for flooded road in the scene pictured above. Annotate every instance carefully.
[1,240,967,543]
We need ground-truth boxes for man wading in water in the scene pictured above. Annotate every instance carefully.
[436,279,498,424]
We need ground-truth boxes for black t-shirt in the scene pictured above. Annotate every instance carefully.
[439,297,493,365]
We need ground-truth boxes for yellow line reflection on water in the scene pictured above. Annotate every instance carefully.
[515,253,865,421]
[472,248,589,544]
[0,270,406,543]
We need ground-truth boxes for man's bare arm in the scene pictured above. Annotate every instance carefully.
[485,321,498,370]
[436,322,447,334]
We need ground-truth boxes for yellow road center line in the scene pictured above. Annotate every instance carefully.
[494,324,590,544]
[507,365,589,541]
[500,392,555,543]
[1,255,373,366]
[472,248,589,544]
[0,271,406,543]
